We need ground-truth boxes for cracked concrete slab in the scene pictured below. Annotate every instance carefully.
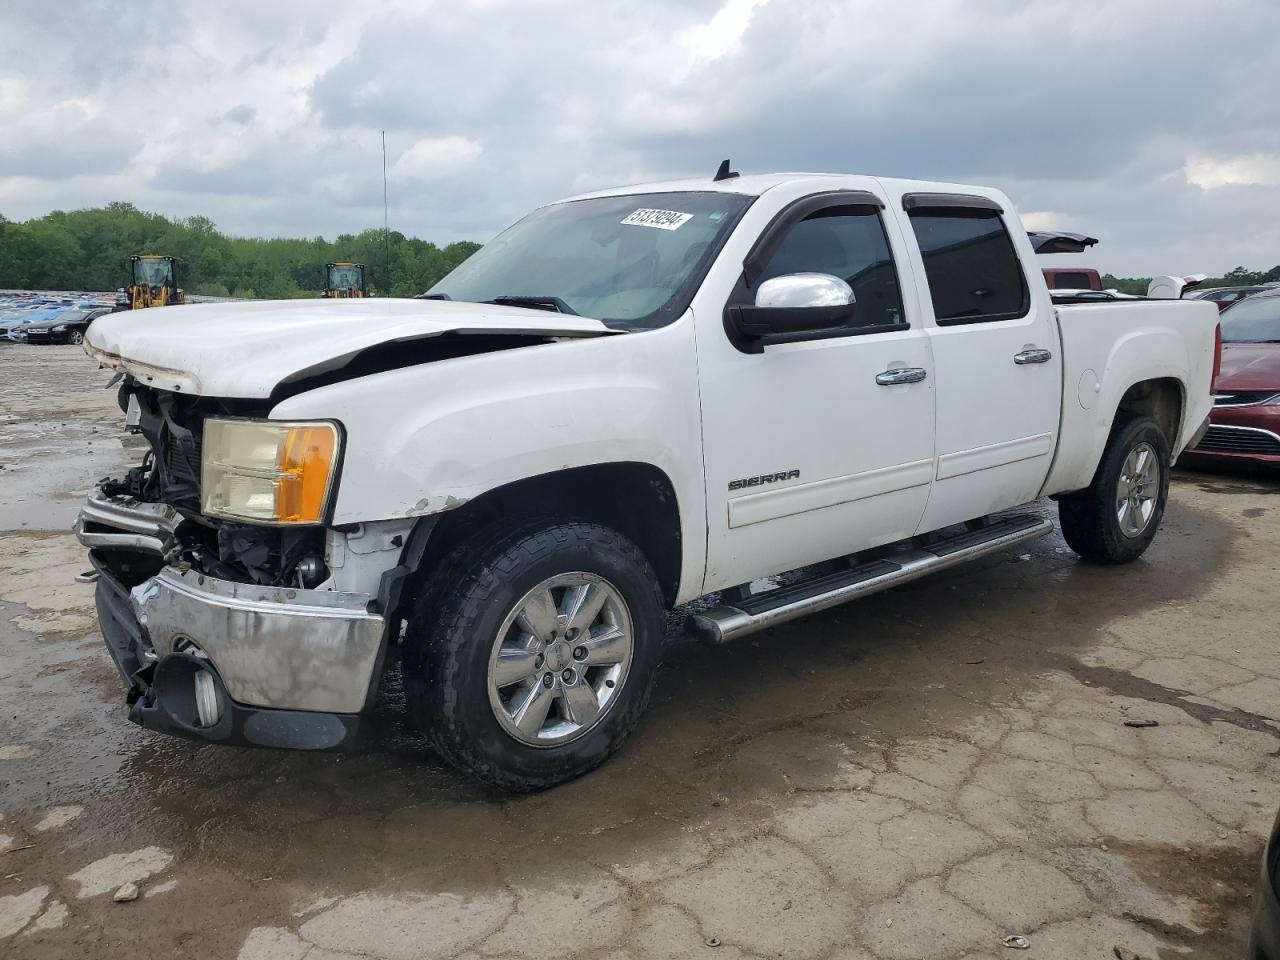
[297,891,513,960]
[3,344,1278,960]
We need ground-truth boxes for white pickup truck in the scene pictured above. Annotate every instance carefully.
[78,169,1220,789]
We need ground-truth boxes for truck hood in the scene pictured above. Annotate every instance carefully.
[84,298,615,398]
[1217,342,1280,392]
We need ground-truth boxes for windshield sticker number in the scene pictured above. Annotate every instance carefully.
[621,208,694,231]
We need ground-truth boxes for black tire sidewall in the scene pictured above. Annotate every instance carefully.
[1095,416,1171,561]
[408,522,663,790]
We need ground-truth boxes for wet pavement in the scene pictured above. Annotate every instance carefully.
[2,343,1278,960]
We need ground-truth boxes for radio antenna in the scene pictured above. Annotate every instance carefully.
[381,130,390,293]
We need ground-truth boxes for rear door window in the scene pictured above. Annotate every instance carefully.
[907,208,1029,324]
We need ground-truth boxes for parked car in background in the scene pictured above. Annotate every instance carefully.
[1181,288,1280,467]
[4,304,69,342]
[1188,283,1279,313]
[22,307,112,344]
[1029,230,1103,292]
[1043,267,1103,291]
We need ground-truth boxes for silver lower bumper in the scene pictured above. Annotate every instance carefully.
[130,570,385,714]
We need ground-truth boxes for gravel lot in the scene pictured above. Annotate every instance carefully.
[2,343,1278,960]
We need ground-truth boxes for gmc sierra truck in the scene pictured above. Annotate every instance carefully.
[77,170,1220,790]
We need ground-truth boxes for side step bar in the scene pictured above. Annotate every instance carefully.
[688,514,1052,645]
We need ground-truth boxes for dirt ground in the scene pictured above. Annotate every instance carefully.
[2,343,1278,960]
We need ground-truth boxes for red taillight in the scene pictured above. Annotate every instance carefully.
[1211,323,1223,394]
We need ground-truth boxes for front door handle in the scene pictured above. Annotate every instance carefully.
[875,367,928,386]
[1014,348,1053,365]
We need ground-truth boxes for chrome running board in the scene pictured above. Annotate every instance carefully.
[688,514,1052,645]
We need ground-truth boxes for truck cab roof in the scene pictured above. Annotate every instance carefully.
[565,171,1005,203]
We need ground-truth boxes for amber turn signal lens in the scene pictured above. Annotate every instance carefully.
[276,425,338,523]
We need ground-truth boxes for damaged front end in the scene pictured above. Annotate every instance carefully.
[76,378,407,750]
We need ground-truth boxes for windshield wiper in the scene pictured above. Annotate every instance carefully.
[484,295,579,316]
[415,292,452,300]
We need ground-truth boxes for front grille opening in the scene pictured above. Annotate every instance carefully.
[1193,425,1280,455]
[1214,391,1278,407]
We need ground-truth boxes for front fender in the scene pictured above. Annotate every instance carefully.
[270,318,708,598]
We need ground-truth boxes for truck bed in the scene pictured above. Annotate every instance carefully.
[1043,298,1218,497]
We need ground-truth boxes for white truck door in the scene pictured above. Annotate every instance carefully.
[895,192,1061,532]
[696,190,936,592]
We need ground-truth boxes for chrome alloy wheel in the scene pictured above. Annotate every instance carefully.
[1116,441,1159,538]
[486,572,633,747]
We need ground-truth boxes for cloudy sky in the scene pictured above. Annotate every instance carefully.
[2,0,1278,276]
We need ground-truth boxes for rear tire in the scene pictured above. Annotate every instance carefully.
[403,519,664,791]
[1059,414,1170,564]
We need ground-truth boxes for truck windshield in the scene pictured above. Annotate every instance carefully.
[425,191,752,328]
[133,259,173,287]
[1219,296,1280,342]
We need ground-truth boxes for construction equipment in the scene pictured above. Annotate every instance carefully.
[323,262,366,298]
[128,256,185,310]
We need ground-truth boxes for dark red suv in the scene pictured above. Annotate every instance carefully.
[1182,289,1280,467]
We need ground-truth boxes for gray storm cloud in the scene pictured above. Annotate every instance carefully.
[1,0,1277,274]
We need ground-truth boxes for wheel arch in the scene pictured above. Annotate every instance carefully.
[1113,376,1185,449]
[408,462,684,608]
[1044,373,1187,499]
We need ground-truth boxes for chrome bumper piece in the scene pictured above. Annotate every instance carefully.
[74,487,181,555]
[131,570,384,714]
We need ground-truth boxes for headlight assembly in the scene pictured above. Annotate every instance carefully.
[200,419,341,524]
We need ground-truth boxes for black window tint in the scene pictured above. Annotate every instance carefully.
[908,208,1029,324]
[757,206,905,329]
[1051,272,1092,290]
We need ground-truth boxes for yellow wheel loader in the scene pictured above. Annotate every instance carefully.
[323,262,366,298]
[128,255,185,310]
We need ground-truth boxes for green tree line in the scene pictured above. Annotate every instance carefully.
[0,203,481,298]
[1102,265,1280,296]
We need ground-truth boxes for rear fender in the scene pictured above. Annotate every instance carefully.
[1045,328,1188,494]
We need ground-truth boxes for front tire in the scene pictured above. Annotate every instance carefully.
[404,520,664,791]
[67,330,85,345]
[1058,414,1170,564]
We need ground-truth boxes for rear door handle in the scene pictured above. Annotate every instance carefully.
[1014,348,1053,365]
[875,367,928,386]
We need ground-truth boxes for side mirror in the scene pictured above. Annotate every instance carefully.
[728,273,857,340]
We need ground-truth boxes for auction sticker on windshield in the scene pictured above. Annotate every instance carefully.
[621,208,694,230]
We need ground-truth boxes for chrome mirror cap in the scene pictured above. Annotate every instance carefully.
[754,273,855,309]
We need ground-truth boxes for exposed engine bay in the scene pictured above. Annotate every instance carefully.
[97,377,327,589]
